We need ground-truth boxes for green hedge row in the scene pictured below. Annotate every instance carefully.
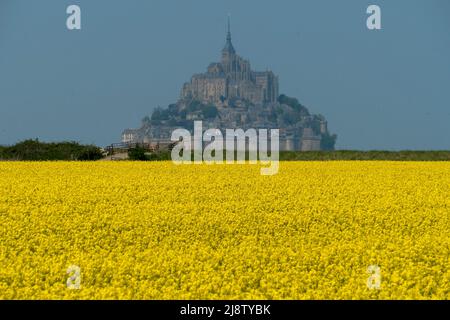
[0,139,103,161]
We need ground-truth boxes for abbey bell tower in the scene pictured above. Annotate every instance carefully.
[180,17,279,105]
[221,17,236,74]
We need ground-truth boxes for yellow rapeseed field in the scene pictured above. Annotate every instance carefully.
[0,161,449,299]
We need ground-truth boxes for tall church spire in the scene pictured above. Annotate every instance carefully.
[227,15,231,41]
[223,15,235,54]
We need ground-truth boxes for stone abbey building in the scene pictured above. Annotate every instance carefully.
[121,21,336,151]
[181,21,279,106]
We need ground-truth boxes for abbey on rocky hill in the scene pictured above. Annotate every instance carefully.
[181,19,279,106]
[122,20,336,151]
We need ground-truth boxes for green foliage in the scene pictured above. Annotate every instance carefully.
[0,139,103,161]
[279,150,450,161]
[320,133,337,151]
[146,151,171,161]
[268,110,277,122]
[201,105,218,119]
[77,146,104,161]
[179,109,187,120]
[167,119,177,126]
[278,94,309,115]
[128,149,450,162]
[187,100,202,112]
[151,107,170,121]
[275,106,284,114]
[127,146,171,161]
[151,109,161,121]
[160,110,170,120]
[168,104,178,112]
[142,116,151,125]
[282,113,295,125]
[127,146,147,161]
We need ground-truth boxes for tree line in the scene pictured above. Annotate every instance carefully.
[0,139,103,161]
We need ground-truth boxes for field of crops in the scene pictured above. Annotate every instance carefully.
[0,161,449,299]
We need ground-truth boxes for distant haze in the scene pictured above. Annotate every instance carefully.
[0,0,449,150]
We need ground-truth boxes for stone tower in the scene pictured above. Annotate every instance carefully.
[180,19,279,106]
[221,17,236,71]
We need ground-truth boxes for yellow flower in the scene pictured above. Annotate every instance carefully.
[0,161,449,299]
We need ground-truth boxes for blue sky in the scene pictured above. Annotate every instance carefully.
[0,0,449,149]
